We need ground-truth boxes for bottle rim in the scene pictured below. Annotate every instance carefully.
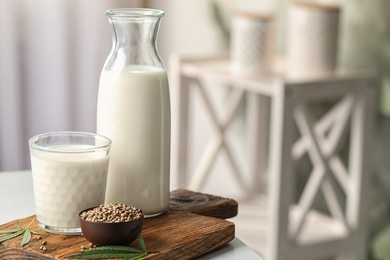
[105,8,165,19]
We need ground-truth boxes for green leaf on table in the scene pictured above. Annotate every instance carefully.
[137,231,147,254]
[66,233,148,259]
[0,217,38,246]
[87,245,142,254]
[66,246,143,259]
[0,229,25,243]
[67,252,141,259]
[20,228,31,246]
[0,228,23,234]
[122,253,146,260]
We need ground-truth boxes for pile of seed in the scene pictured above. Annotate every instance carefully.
[80,203,143,223]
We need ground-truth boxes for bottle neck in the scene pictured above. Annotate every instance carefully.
[105,12,164,70]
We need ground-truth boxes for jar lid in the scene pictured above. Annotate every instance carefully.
[291,1,341,12]
[235,11,274,21]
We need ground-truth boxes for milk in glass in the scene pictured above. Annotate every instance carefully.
[29,133,111,235]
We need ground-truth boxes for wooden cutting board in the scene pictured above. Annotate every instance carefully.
[0,189,237,259]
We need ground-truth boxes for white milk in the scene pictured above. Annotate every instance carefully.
[97,65,170,216]
[30,145,109,231]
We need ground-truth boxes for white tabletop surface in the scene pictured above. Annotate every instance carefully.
[0,170,262,260]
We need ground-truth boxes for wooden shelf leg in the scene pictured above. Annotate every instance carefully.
[268,83,296,260]
[247,93,270,195]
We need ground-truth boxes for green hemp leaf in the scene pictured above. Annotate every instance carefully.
[66,231,147,259]
[0,217,38,246]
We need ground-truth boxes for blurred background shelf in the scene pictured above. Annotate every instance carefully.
[171,53,378,260]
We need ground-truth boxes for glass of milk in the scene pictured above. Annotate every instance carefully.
[29,132,111,235]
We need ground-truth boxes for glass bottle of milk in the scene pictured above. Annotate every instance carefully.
[97,9,170,217]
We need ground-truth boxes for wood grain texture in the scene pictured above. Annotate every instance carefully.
[169,189,238,219]
[0,189,237,260]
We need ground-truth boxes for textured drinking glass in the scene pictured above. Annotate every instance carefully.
[29,132,111,235]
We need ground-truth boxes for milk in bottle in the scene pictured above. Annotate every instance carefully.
[97,9,170,217]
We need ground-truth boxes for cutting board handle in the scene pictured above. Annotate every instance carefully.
[169,189,238,219]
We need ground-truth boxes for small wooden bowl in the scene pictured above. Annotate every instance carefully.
[79,207,144,246]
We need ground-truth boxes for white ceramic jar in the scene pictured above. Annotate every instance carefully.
[230,12,274,75]
[287,2,341,78]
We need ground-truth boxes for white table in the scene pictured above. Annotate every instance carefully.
[0,170,262,260]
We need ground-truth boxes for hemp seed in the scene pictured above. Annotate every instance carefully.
[80,203,143,223]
